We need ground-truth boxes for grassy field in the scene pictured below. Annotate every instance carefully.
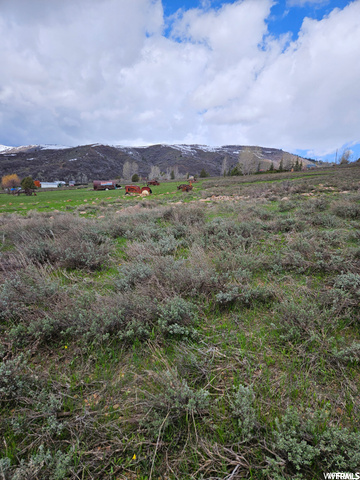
[1,166,360,479]
[0,180,207,216]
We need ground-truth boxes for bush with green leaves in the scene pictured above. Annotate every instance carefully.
[0,355,37,403]
[229,384,256,440]
[161,205,205,226]
[115,262,153,291]
[157,297,198,338]
[0,458,11,479]
[331,341,360,364]
[5,280,159,347]
[271,407,360,475]
[21,232,111,270]
[216,283,276,307]
[2,445,73,480]
[153,234,180,255]
[308,213,340,228]
[20,176,36,192]
[157,369,210,414]
[272,408,320,473]
[333,272,360,293]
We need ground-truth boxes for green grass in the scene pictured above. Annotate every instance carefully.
[0,179,207,214]
[1,165,360,479]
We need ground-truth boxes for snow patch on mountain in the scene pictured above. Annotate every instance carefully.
[0,144,14,153]
[39,144,72,150]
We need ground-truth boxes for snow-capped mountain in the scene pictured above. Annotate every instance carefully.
[0,143,315,183]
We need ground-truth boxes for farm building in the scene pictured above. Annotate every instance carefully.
[39,181,66,188]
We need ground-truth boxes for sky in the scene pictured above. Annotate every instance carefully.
[0,0,359,162]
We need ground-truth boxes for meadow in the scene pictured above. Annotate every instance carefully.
[0,179,214,216]
[1,166,360,479]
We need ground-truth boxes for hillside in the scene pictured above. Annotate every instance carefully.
[1,167,360,479]
[0,143,315,183]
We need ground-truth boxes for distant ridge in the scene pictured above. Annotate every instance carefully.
[0,143,315,183]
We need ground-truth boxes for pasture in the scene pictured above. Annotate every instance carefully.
[1,165,360,479]
[0,180,204,216]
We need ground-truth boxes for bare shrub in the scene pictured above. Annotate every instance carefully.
[307,213,340,228]
[9,214,112,270]
[0,266,65,324]
[302,197,329,213]
[123,244,220,298]
[278,200,296,212]
[161,205,205,226]
[271,299,336,347]
[141,367,210,440]
[333,201,360,219]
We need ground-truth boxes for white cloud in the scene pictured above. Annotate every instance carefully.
[0,0,359,158]
[242,0,360,155]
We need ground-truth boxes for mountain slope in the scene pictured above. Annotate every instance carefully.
[0,143,315,182]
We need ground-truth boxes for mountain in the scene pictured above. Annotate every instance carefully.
[0,143,315,183]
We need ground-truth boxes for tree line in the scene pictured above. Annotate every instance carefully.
[1,174,37,194]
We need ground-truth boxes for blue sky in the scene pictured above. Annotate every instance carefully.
[163,0,351,36]
[0,0,359,162]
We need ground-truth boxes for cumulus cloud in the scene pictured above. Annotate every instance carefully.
[243,0,360,155]
[0,0,359,158]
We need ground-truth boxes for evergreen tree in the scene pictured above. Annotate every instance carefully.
[21,176,36,194]
[131,173,139,182]
[269,162,274,172]
[230,165,242,176]
[199,168,208,178]
[279,159,284,172]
